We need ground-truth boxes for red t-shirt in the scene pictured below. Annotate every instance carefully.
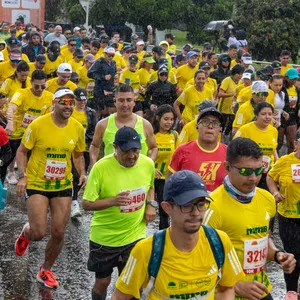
[168,140,227,192]
[0,126,8,146]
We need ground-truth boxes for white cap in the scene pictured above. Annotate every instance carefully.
[136,40,145,46]
[252,81,268,93]
[104,46,115,54]
[57,63,72,74]
[0,52,4,62]
[242,72,252,80]
[242,55,253,65]
[53,88,75,100]
[73,26,80,32]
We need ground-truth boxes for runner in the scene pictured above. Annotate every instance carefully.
[112,170,244,300]
[82,126,156,300]
[279,50,293,77]
[44,41,64,79]
[204,137,296,300]
[89,84,157,167]
[267,130,300,299]
[70,87,97,218]
[14,87,87,288]
[0,49,23,83]
[68,48,84,72]
[166,107,227,192]
[28,54,46,77]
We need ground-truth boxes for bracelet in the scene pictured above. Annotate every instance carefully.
[273,191,279,197]
[274,250,286,264]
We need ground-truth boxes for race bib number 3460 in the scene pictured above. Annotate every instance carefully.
[44,160,67,180]
[120,186,146,213]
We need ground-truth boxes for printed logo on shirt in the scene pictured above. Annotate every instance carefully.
[69,139,74,144]
[198,162,221,182]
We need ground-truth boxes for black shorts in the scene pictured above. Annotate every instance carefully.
[26,188,73,199]
[133,101,143,113]
[87,240,139,278]
[88,91,115,110]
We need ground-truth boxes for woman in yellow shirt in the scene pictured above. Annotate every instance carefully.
[234,101,278,190]
[267,130,300,298]
[152,104,178,229]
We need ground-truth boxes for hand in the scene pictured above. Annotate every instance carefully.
[105,74,112,81]
[179,118,186,126]
[273,191,285,203]
[283,111,289,120]
[235,281,269,300]
[110,191,131,207]
[147,25,153,34]
[155,169,162,179]
[78,175,88,189]
[16,177,27,197]
[276,252,296,274]
[6,122,14,136]
[150,104,157,112]
[103,90,112,96]
[144,205,156,223]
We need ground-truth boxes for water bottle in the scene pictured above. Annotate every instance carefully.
[0,180,8,213]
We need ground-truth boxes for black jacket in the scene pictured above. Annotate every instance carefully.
[22,43,45,62]
[87,58,116,93]
[210,54,232,85]
[144,79,177,107]
[85,106,97,148]
[281,85,300,127]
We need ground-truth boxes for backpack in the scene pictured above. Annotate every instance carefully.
[171,129,178,144]
[140,225,225,300]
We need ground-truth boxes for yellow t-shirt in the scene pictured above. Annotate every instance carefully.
[185,77,217,95]
[280,64,293,77]
[2,48,29,63]
[28,62,45,77]
[116,226,244,300]
[230,59,237,68]
[234,122,278,171]
[137,50,146,62]
[169,44,177,53]
[237,86,275,107]
[68,59,83,73]
[0,61,16,83]
[176,64,197,89]
[0,77,31,99]
[113,53,126,69]
[61,48,74,63]
[268,152,300,218]
[178,85,213,123]
[10,88,53,140]
[236,83,246,97]
[119,68,141,94]
[137,68,153,87]
[154,131,178,179]
[218,77,238,114]
[44,55,64,78]
[45,77,77,94]
[77,65,95,98]
[71,108,87,130]
[179,119,198,145]
[232,100,255,130]
[204,185,276,299]
[22,113,86,191]
[169,67,177,85]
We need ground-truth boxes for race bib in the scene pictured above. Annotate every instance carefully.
[291,164,300,183]
[289,96,297,108]
[243,235,268,274]
[44,160,67,180]
[262,156,271,173]
[120,186,146,213]
[21,113,38,128]
[86,82,95,92]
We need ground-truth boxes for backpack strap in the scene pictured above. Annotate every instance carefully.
[141,229,166,300]
[202,224,225,270]
[171,130,178,144]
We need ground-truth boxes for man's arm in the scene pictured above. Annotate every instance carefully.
[16,143,29,197]
[5,103,18,136]
[143,119,158,161]
[215,286,235,300]
[144,187,156,223]
[112,288,132,300]
[165,169,174,180]
[89,119,107,167]
[72,151,87,188]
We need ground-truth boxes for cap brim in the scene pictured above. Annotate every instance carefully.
[117,141,142,152]
[288,76,299,79]
[172,190,210,205]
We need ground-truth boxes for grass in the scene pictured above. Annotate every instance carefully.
[169,29,202,51]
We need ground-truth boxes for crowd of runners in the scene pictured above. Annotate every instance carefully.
[0,20,300,300]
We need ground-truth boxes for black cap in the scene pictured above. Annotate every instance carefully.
[271,61,281,69]
[157,58,168,67]
[114,127,142,151]
[48,24,55,28]
[152,46,163,55]
[163,170,210,204]
[128,55,138,64]
[36,54,46,63]
[158,66,168,74]
[198,100,215,111]
[74,48,84,57]
[7,37,20,46]
[183,44,192,51]
[203,42,212,48]
[197,107,224,127]
[199,61,211,69]
[122,45,132,53]
[74,87,88,101]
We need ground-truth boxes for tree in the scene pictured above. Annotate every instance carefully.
[234,0,300,62]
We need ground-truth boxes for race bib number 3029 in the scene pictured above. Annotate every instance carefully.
[44,160,67,180]
[120,186,146,213]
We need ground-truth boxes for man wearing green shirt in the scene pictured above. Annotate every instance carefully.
[83,126,156,300]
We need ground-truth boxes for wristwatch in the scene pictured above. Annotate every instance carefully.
[17,171,27,180]
[146,200,159,209]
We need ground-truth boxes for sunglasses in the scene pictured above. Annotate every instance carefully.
[230,165,264,176]
[70,44,76,47]
[222,58,229,62]
[33,84,46,90]
[57,98,75,106]
[256,92,269,97]
[170,200,210,213]
[159,72,168,76]
[107,54,115,58]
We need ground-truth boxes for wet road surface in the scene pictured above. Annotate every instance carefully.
[0,185,288,299]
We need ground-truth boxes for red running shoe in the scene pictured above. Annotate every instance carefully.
[37,267,59,289]
[15,222,30,256]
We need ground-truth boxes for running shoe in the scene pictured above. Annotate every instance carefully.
[71,200,82,218]
[37,266,59,289]
[285,291,298,300]
[15,222,30,256]
[7,171,18,185]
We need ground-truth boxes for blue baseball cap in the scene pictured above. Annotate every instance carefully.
[186,51,197,59]
[163,170,210,205]
[286,68,299,80]
[114,126,142,151]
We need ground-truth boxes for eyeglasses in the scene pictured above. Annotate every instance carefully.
[159,72,168,76]
[101,41,108,44]
[222,58,229,62]
[198,119,221,128]
[230,164,264,176]
[107,54,115,58]
[56,98,75,106]
[256,92,269,97]
[69,44,76,47]
[33,84,46,90]
[171,200,210,213]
